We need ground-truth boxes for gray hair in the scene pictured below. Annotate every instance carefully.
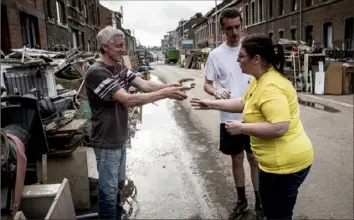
[97,26,125,53]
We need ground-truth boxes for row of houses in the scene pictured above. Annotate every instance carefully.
[162,0,354,52]
[1,0,137,54]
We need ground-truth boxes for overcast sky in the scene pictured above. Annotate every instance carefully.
[99,1,218,47]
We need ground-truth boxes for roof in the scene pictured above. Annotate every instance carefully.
[119,27,131,37]
[211,0,240,17]
[99,4,110,12]
[194,16,207,28]
[192,0,240,30]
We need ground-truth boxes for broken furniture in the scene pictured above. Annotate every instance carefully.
[183,49,209,70]
[284,51,303,92]
[303,54,326,94]
[325,62,354,95]
[14,178,76,220]
[1,96,49,217]
[36,150,91,210]
[342,64,354,95]
[1,47,91,217]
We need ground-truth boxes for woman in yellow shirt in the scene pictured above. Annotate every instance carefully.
[191,35,313,219]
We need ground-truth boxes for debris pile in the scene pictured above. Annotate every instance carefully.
[182,48,210,70]
[277,38,354,95]
[0,46,97,155]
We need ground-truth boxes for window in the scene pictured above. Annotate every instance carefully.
[251,1,255,24]
[269,0,273,18]
[46,0,53,19]
[96,6,100,26]
[344,17,354,50]
[279,30,284,39]
[72,29,79,48]
[93,6,96,26]
[290,28,296,40]
[305,0,314,7]
[81,32,85,49]
[20,12,39,48]
[245,4,249,26]
[97,6,100,26]
[323,22,333,49]
[208,23,210,36]
[1,5,11,53]
[278,0,284,16]
[259,0,263,21]
[56,0,67,25]
[305,25,313,45]
[291,0,298,11]
[83,3,88,23]
[269,32,273,42]
[78,0,82,10]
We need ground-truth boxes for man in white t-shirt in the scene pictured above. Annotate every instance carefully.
[203,8,264,219]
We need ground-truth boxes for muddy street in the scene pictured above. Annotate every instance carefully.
[120,63,354,219]
[126,91,218,219]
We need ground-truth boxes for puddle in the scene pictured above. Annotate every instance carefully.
[298,98,341,113]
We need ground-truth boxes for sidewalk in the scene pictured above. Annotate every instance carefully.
[298,93,353,108]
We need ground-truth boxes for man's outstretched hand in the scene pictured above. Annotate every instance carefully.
[161,86,190,101]
[169,78,196,88]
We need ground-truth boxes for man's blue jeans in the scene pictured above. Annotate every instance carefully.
[94,146,126,219]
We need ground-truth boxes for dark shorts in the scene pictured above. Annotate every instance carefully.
[219,123,253,155]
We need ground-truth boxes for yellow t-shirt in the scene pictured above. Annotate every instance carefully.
[242,67,313,174]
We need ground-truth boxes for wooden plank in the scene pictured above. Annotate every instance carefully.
[47,119,86,134]
[123,55,132,69]
[45,178,76,220]
[129,55,140,70]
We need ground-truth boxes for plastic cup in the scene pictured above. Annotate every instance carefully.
[182,81,192,96]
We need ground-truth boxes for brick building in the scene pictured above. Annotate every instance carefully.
[97,7,135,55]
[194,0,243,49]
[243,0,354,50]
[43,0,100,51]
[177,13,203,52]
[174,20,187,49]
[1,0,48,54]
[194,17,208,48]
[99,4,112,29]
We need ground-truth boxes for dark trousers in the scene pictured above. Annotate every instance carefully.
[258,166,311,219]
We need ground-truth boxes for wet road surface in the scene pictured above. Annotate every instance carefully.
[142,62,353,219]
[126,79,219,219]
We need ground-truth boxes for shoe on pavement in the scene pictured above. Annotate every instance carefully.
[255,205,266,220]
[229,200,248,220]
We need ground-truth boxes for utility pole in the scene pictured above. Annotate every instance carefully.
[182,21,185,53]
[214,0,218,48]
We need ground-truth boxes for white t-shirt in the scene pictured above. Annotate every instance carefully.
[204,43,252,123]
